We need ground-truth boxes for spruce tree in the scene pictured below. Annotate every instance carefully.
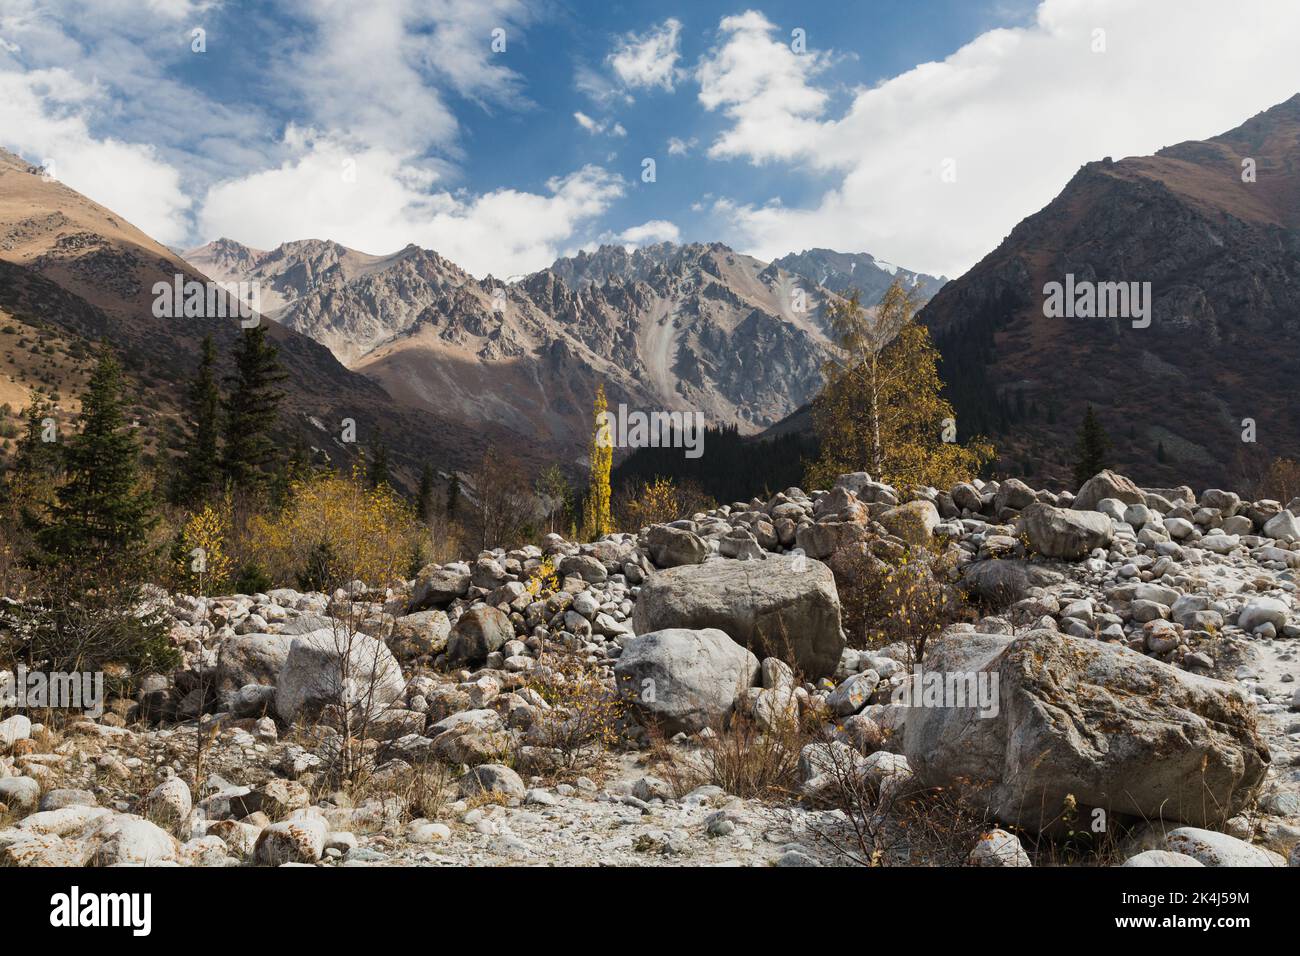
[36,346,155,568]
[1073,405,1111,487]
[222,325,286,491]
[13,397,60,478]
[178,334,221,503]
[368,441,390,489]
[416,461,434,524]
[446,473,461,517]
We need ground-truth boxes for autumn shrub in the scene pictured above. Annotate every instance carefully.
[615,475,715,530]
[171,500,234,593]
[523,653,624,772]
[245,466,422,590]
[830,542,970,662]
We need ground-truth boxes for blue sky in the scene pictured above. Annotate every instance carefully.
[2,0,1298,278]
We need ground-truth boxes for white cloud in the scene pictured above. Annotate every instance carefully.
[574,112,627,137]
[198,130,625,278]
[0,67,191,244]
[608,17,682,92]
[705,0,1300,278]
[696,10,830,164]
[667,136,697,156]
[617,219,681,246]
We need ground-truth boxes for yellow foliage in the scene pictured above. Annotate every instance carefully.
[176,500,233,592]
[808,280,994,492]
[247,465,422,589]
[620,476,683,529]
[525,555,559,596]
[583,383,613,540]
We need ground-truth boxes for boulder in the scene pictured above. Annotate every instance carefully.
[631,554,844,679]
[446,605,514,664]
[1022,502,1113,560]
[994,478,1038,513]
[613,628,760,735]
[275,628,406,724]
[968,829,1031,867]
[644,525,708,568]
[877,500,941,546]
[216,633,294,692]
[457,763,526,801]
[1164,827,1286,867]
[1121,850,1204,867]
[390,610,451,658]
[409,565,470,610]
[904,629,1270,832]
[1074,470,1145,511]
[255,815,328,865]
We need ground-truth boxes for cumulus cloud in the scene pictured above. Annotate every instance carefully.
[0,67,191,244]
[617,219,681,246]
[608,17,682,92]
[705,0,1300,278]
[667,136,696,156]
[696,10,830,163]
[198,130,625,278]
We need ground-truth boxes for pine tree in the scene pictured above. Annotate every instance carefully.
[35,346,155,568]
[177,334,221,503]
[368,441,390,489]
[1073,405,1111,487]
[416,461,435,524]
[446,473,461,517]
[13,397,60,478]
[808,279,993,490]
[222,325,286,491]
[582,383,612,539]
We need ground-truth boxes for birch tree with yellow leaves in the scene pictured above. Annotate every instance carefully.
[807,279,993,492]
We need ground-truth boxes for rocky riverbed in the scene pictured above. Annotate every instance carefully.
[2,469,1298,868]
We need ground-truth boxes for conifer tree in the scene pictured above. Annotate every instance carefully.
[177,334,221,503]
[808,279,993,490]
[446,473,461,517]
[13,397,60,478]
[222,325,286,491]
[368,441,391,489]
[416,461,435,524]
[1073,405,1111,487]
[583,383,612,538]
[36,346,155,568]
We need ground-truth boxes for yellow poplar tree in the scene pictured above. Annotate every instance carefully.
[808,279,994,491]
[583,384,613,539]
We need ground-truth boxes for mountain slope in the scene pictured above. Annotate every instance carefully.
[0,148,540,489]
[187,238,866,459]
[919,93,1300,488]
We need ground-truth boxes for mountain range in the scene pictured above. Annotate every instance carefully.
[4,93,1298,494]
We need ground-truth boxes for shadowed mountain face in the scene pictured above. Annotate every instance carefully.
[0,148,538,489]
[187,238,891,461]
[918,94,1300,489]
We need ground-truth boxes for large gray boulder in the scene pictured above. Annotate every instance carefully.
[1073,470,1145,511]
[631,554,845,679]
[409,565,471,610]
[1022,502,1113,560]
[644,525,708,568]
[613,628,760,735]
[903,629,1270,832]
[216,633,294,692]
[275,628,406,724]
[446,605,514,664]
